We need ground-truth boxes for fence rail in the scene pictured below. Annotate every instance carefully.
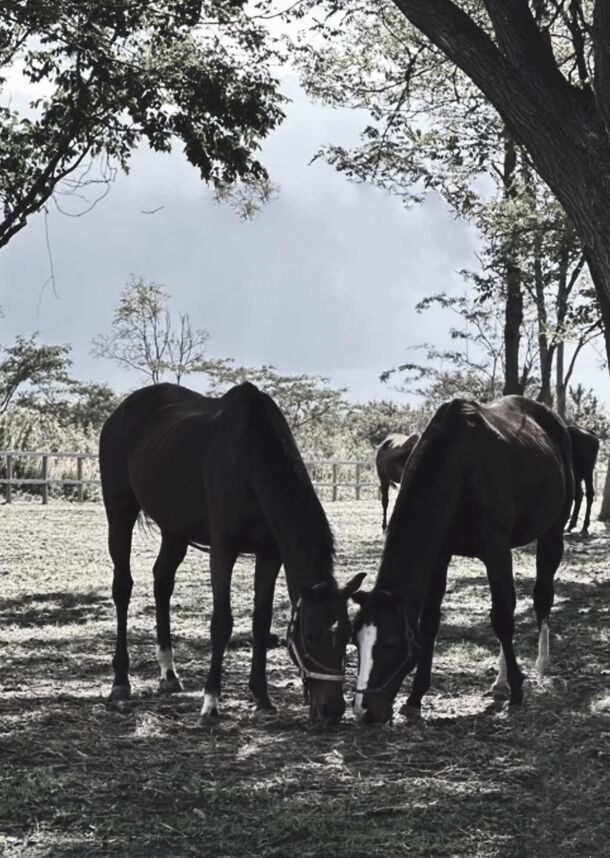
[2,449,605,506]
[0,450,378,504]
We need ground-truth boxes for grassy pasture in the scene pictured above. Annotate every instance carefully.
[1,498,609,857]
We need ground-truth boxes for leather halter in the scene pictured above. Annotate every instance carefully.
[286,598,345,684]
[355,620,419,696]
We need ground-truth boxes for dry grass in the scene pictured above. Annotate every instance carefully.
[1,498,609,857]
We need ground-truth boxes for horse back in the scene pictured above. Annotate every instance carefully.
[376,433,419,485]
[462,396,574,544]
[568,424,600,481]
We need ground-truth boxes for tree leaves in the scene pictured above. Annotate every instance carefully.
[0,0,286,248]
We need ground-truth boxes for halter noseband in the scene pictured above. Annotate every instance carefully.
[355,619,419,696]
[286,598,345,684]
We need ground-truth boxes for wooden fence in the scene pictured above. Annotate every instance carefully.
[0,451,378,504]
[2,449,605,506]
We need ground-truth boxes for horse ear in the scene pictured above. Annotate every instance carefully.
[350,589,368,606]
[341,572,366,599]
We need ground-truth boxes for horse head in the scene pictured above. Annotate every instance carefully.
[351,589,420,724]
[287,572,366,723]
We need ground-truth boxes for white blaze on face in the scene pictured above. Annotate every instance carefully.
[536,621,550,676]
[354,623,377,716]
[157,646,179,681]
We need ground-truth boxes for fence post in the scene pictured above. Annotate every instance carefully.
[6,453,12,503]
[355,463,362,501]
[332,463,338,502]
[77,455,84,502]
[41,455,49,505]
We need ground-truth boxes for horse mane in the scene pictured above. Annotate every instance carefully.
[223,383,335,584]
[380,399,470,592]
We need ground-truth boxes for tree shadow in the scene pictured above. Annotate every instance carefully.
[0,589,108,627]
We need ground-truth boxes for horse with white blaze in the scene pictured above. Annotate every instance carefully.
[352,395,574,724]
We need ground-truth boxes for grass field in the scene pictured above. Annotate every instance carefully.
[1,498,609,857]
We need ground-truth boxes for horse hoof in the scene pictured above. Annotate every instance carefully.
[400,703,422,722]
[254,698,277,714]
[488,683,511,699]
[198,708,219,725]
[109,684,131,701]
[159,676,183,695]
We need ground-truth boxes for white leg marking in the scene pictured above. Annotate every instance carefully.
[354,624,377,717]
[491,646,510,696]
[535,621,550,676]
[157,646,179,681]
[200,692,219,717]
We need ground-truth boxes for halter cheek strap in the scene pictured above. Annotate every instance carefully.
[286,599,345,684]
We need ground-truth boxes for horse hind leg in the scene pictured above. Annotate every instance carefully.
[566,481,583,532]
[582,474,594,535]
[154,534,188,694]
[484,534,524,704]
[534,525,564,677]
[107,495,139,700]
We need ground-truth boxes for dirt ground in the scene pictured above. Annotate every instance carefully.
[1,497,609,857]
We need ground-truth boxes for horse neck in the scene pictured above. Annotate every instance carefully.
[246,425,336,605]
[282,540,336,606]
[376,445,462,618]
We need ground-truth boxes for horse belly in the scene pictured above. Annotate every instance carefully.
[131,462,209,536]
[510,472,567,546]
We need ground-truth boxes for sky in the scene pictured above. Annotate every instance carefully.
[0,73,606,404]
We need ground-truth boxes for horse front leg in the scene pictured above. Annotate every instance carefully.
[380,477,390,531]
[249,548,282,711]
[154,535,187,694]
[403,554,449,718]
[484,534,524,704]
[200,541,237,720]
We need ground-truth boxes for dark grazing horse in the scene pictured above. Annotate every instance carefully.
[352,396,574,724]
[99,382,364,723]
[566,425,600,536]
[375,433,420,531]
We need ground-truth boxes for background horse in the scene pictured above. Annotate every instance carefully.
[566,425,600,536]
[99,382,364,723]
[375,433,420,530]
[353,396,573,723]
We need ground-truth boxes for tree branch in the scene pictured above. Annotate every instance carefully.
[389,0,595,217]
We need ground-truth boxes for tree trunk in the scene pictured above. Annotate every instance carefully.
[533,239,553,405]
[501,132,524,396]
[555,340,566,418]
[503,265,523,395]
[598,459,610,522]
